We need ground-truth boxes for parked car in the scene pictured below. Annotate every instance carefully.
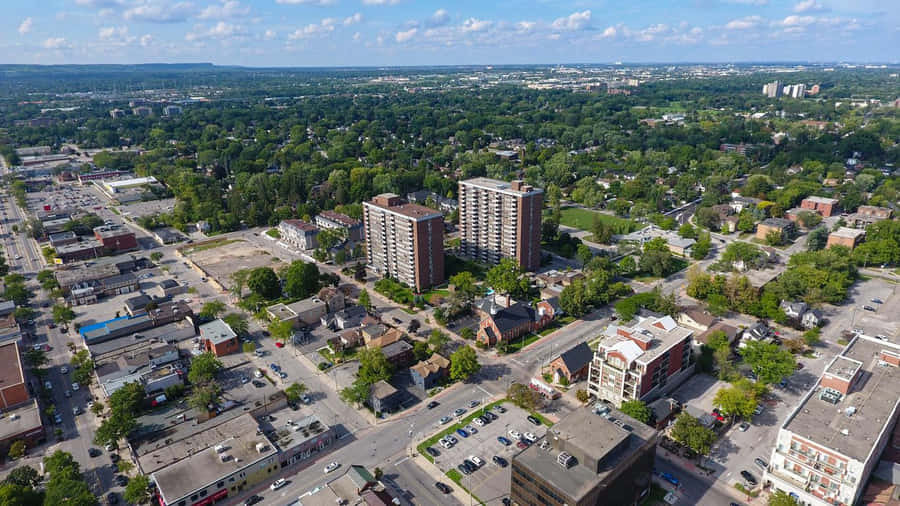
[492,456,508,467]
[863,305,876,312]
[435,482,451,494]
[508,429,521,439]
[392,317,402,324]
[485,411,498,421]
[754,458,768,470]
[872,298,884,304]
[516,441,529,449]
[110,454,120,464]
[497,436,511,446]
[456,428,469,438]
[468,399,480,408]
[526,415,541,426]
[243,495,263,506]
[660,472,679,486]
[427,401,439,409]
[739,422,750,432]
[453,408,466,417]
[426,447,440,457]
[270,478,287,490]
[71,382,80,391]
[469,456,483,467]
[115,475,129,487]
[457,464,470,475]
[60,366,68,374]
[464,424,477,434]
[473,417,486,426]
[494,405,506,414]
[440,439,453,449]
[462,460,477,473]
[439,416,452,425]
[44,381,52,390]
[753,405,764,416]
[88,448,101,457]
[741,470,758,486]
[523,432,537,443]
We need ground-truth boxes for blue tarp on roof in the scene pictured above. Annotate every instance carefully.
[79,316,130,338]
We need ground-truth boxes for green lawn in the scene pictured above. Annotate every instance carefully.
[629,257,690,282]
[640,484,669,506]
[558,207,638,234]
[504,334,541,354]
[445,255,488,281]
[535,316,575,337]
[265,228,281,239]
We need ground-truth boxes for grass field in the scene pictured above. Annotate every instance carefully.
[558,207,638,234]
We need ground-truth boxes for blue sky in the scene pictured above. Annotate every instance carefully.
[2,0,898,66]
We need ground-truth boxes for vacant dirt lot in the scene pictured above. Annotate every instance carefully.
[183,239,286,290]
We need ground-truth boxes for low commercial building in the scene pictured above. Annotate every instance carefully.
[827,227,866,249]
[79,301,193,345]
[510,406,658,506]
[94,225,138,253]
[278,219,319,250]
[200,319,240,357]
[153,227,186,245]
[55,240,102,263]
[410,353,450,390]
[763,335,900,506]
[298,465,397,506]
[154,279,188,299]
[587,315,694,407]
[0,311,22,345]
[380,340,413,367]
[620,225,695,257]
[315,210,363,242]
[266,297,328,328]
[0,342,44,455]
[800,196,840,217]
[48,231,79,248]
[847,206,892,229]
[95,342,183,398]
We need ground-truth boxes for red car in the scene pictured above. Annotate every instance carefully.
[275,342,285,348]
[711,411,725,422]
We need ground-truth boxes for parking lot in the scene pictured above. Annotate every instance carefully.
[422,402,548,504]
[820,276,899,342]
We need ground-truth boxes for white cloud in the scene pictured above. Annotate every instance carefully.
[600,26,617,38]
[275,0,336,5]
[363,0,401,5]
[288,18,337,40]
[74,0,124,6]
[263,29,276,40]
[124,2,197,23]
[427,8,449,27]
[99,26,129,39]
[42,37,68,49]
[352,31,361,41]
[725,15,763,29]
[139,34,153,46]
[395,27,417,42]
[515,21,536,32]
[780,15,816,26]
[198,1,250,20]
[343,12,363,26]
[793,0,826,12]
[551,10,591,31]
[461,17,492,33]
[186,21,243,41]
[18,18,33,35]
[723,0,768,4]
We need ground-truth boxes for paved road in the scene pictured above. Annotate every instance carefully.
[655,456,744,506]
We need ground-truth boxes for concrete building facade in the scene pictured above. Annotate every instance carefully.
[363,193,444,291]
[458,178,543,271]
[278,219,319,250]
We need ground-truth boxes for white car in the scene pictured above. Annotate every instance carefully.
[508,429,521,439]
[71,383,80,391]
[440,438,453,449]
[60,366,68,374]
[465,425,477,434]
[523,432,537,443]
[324,461,340,473]
[469,456,483,467]
[270,478,287,490]
[446,435,458,445]
[473,418,486,426]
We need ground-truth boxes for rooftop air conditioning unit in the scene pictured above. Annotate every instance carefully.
[557,452,574,469]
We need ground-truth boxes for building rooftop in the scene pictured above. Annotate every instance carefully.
[830,227,866,240]
[410,353,450,378]
[460,177,543,196]
[94,225,134,239]
[151,413,275,505]
[0,342,24,391]
[282,219,318,232]
[370,380,397,400]
[782,335,900,462]
[199,319,237,346]
[555,342,593,373]
[261,412,332,454]
[365,194,443,221]
[513,406,657,502]
[598,315,693,366]
[380,339,412,360]
[804,196,839,205]
[88,321,196,358]
[0,399,42,442]
[317,210,361,228]
[103,176,158,189]
[761,217,793,228]
[56,240,101,254]
[0,300,15,316]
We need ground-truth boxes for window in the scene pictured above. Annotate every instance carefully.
[229,477,235,482]
[217,481,224,488]
[190,495,198,501]
[199,491,207,498]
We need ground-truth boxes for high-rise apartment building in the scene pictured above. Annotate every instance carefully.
[363,193,444,291]
[763,334,900,506]
[764,80,784,98]
[458,178,543,271]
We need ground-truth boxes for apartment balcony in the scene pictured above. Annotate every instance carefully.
[769,468,811,492]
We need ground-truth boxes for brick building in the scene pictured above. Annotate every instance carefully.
[587,315,694,407]
[0,342,44,456]
[827,227,866,249]
[756,218,796,242]
[314,210,363,242]
[549,342,593,383]
[847,206,892,229]
[363,193,444,291]
[800,196,840,217]
[199,319,240,357]
[458,178,543,271]
[764,335,900,506]
[474,297,558,347]
[94,225,138,253]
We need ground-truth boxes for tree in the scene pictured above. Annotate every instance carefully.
[5,465,41,487]
[678,223,697,239]
[7,440,25,459]
[188,352,223,385]
[282,260,321,299]
[427,330,450,354]
[247,267,281,300]
[23,349,47,369]
[740,340,796,385]
[592,216,614,244]
[43,478,98,506]
[0,482,43,506]
[124,475,152,505]
[619,400,652,424]
[93,411,136,446]
[618,255,636,275]
[230,269,251,298]
[575,389,590,403]
[713,380,759,420]
[485,258,529,300]
[768,490,800,506]
[559,280,589,317]
[14,307,35,323]
[765,229,783,246]
[448,271,479,306]
[149,252,163,263]
[340,379,370,407]
[52,304,76,326]
[198,300,226,319]
[576,243,593,267]
[43,450,81,481]
[692,232,712,260]
[90,401,105,417]
[806,226,829,251]
[188,384,221,412]
[357,348,394,386]
[116,460,134,474]
[459,327,474,340]
[358,289,372,312]
[640,238,673,277]
[507,383,542,411]
[803,327,821,346]
[670,413,716,458]
[268,319,294,343]
[222,313,248,336]
[695,207,721,231]
[449,345,481,381]
[284,382,308,403]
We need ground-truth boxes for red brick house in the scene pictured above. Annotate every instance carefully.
[200,319,240,357]
[549,342,593,383]
[475,297,558,346]
[800,196,839,217]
